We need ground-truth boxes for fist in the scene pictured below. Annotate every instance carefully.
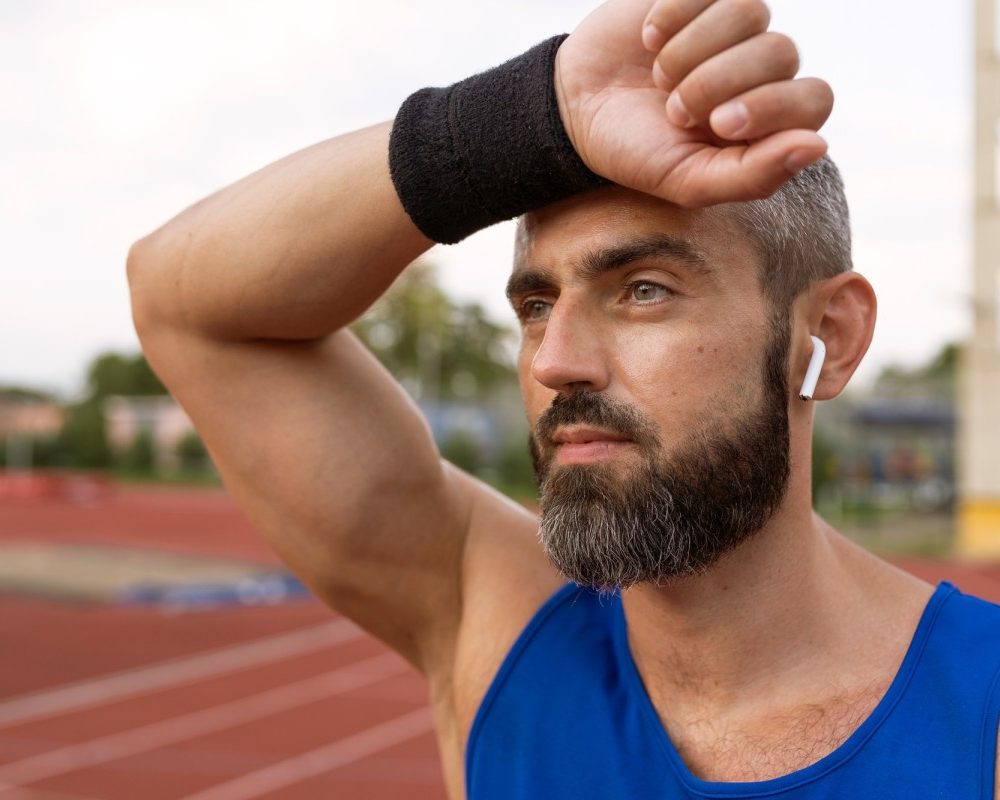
[554,0,834,207]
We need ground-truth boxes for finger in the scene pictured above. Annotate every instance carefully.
[664,130,828,208]
[653,0,771,92]
[666,32,799,129]
[708,78,834,141]
[642,0,716,52]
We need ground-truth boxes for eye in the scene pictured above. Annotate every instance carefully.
[519,298,552,323]
[628,281,671,303]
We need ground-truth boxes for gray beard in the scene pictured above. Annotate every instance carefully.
[530,317,792,593]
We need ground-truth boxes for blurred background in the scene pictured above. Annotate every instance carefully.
[1,0,998,797]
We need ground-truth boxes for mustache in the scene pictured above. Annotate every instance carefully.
[534,391,659,450]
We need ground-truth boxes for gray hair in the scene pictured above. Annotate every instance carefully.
[725,155,853,311]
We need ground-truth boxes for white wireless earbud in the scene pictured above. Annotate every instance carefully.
[799,335,826,401]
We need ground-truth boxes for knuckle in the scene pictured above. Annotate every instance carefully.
[729,0,771,34]
[648,0,712,37]
[801,78,835,122]
[647,4,681,34]
[815,79,835,110]
[677,72,713,116]
[656,50,684,88]
[768,32,800,75]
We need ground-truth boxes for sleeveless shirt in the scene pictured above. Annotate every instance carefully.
[466,581,1000,798]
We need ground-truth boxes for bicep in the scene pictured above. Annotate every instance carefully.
[136,323,469,671]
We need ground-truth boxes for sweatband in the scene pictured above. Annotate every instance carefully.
[388,34,610,245]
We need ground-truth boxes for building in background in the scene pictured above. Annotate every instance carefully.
[0,398,64,438]
[0,390,65,470]
[958,0,1000,555]
[103,396,197,472]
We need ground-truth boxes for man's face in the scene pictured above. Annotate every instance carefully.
[509,187,792,591]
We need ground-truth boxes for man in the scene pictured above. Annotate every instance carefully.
[125,0,1000,796]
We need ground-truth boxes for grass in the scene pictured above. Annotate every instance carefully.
[110,468,224,489]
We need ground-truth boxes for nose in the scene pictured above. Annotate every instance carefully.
[529,302,611,393]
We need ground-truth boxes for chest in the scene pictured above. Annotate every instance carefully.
[658,686,887,783]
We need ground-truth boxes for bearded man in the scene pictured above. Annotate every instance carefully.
[126,0,1000,796]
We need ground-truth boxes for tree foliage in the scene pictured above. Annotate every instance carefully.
[351,262,516,401]
[119,428,155,474]
[2,352,169,471]
[0,387,56,404]
[176,430,211,472]
[84,352,167,401]
[53,399,112,469]
[873,342,957,400]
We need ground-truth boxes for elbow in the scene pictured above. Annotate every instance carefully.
[126,234,156,286]
[126,238,152,327]
[126,235,169,337]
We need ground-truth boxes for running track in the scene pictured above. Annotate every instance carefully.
[0,484,446,799]
[2,482,1000,799]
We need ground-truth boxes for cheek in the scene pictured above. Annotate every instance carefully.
[611,323,759,429]
[612,326,730,393]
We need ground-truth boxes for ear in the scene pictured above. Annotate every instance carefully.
[794,272,877,401]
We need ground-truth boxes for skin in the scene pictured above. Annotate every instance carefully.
[124,0,997,795]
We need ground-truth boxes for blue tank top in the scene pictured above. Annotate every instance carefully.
[466,580,1000,798]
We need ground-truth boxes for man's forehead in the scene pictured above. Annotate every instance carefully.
[512,185,746,277]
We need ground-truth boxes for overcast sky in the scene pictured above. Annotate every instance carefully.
[0,0,978,401]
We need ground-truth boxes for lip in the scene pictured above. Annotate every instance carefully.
[551,426,632,445]
[550,427,635,465]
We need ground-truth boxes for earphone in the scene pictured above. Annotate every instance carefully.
[799,335,826,401]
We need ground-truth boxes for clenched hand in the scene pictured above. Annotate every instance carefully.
[554,0,834,207]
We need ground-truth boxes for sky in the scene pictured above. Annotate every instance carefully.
[0,0,980,402]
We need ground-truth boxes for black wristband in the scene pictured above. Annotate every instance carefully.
[388,34,610,245]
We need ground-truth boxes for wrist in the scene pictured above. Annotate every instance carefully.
[388,34,609,245]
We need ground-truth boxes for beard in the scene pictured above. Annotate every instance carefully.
[530,316,792,593]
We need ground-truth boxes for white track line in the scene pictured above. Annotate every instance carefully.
[0,651,408,790]
[0,619,362,729]
[179,707,435,800]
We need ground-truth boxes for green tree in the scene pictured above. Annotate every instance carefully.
[0,387,57,403]
[176,430,210,472]
[812,427,837,500]
[39,351,168,472]
[439,431,485,476]
[119,429,156,474]
[54,399,112,469]
[873,342,957,401]
[0,434,65,469]
[352,262,516,401]
[496,434,538,499]
[922,342,958,381]
[84,352,166,400]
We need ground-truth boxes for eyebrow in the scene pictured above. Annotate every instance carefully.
[505,233,711,303]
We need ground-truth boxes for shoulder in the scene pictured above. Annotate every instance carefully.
[939,585,1000,796]
[937,583,1000,643]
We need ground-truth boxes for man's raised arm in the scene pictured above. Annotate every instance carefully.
[126,120,482,677]
[127,122,430,342]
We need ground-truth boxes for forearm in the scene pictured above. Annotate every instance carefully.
[127,121,432,342]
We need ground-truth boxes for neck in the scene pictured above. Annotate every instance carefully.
[621,468,933,720]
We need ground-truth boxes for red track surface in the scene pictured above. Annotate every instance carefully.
[2,481,1000,799]
[0,483,446,800]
